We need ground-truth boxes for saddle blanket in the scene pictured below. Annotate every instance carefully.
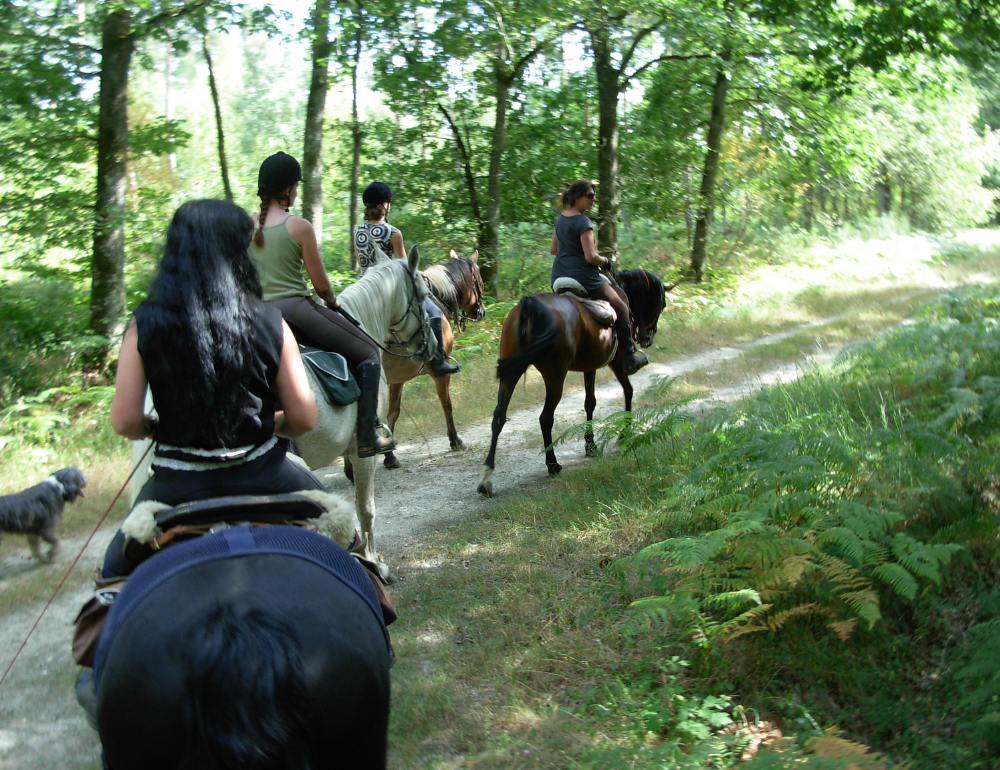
[552,278,616,326]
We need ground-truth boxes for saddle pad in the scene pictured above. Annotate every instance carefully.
[552,276,589,297]
[574,298,616,327]
[95,526,389,684]
[301,346,361,406]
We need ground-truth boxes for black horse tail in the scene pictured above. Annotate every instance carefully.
[496,296,557,382]
[182,604,313,770]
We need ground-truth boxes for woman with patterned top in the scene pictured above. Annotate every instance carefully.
[249,152,395,459]
[355,181,460,378]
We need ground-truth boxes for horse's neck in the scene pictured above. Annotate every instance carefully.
[337,266,398,343]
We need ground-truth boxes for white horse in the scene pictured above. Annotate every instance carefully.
[130,247,436,578]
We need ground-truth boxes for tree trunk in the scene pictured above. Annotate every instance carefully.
[202,34,232,201]
[588,24,622,261]
[877,163,891,214]
[90,9,135,343]
[165,43,176,172]
[349,9,362,272]
[689,53,730,282]
[803,185,814,231]
[482,69,512,293]
[439,104,485,253]
[302,0,333,242]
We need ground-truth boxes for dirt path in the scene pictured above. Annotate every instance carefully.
[0,305,916,769]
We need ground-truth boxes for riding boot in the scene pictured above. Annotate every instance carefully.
[428,317,461,377]
[615,316,649,376]
[355,363,397,458]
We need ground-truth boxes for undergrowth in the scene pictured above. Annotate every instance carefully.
[554,282,1000,767]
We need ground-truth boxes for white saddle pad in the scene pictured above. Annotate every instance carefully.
[552,277,616,326]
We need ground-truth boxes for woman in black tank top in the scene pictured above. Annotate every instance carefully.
[104,199,325,578]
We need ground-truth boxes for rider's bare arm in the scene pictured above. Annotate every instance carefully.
[390,229,406,259]
[274,321,318,438]
[288,216,339,308]
[111,319,156,440]
[580,229,609,267]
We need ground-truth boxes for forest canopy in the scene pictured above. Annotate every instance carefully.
[0,0,998,403]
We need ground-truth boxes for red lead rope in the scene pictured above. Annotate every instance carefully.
[0,442,154,688]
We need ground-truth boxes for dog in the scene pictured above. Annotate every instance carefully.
[0,467,88,563]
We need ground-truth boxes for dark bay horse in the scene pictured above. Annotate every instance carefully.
[95,525,391,770]
[477,269,669,497]
[346,251,486,474]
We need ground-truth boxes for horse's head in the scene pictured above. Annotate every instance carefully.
[617,269,668,348]
[386,245,437,363]
[456,249,486,322]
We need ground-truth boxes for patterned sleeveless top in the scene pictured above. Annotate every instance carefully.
[354,222,398,274]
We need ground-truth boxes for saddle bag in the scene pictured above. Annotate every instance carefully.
[72,575,127,667]
[300,346,361,406]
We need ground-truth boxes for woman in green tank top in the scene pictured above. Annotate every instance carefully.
[248,152,395,458]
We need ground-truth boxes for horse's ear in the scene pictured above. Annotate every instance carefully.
[470,249,479,264]
[407,244,420,272]
[449,249,458,259]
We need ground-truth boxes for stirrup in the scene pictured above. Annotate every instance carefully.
[358,423,397,458]
[623,351,650,376]
[430,355,461,377]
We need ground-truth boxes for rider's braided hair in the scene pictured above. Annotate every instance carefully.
[363,201,388,223]
[142,199,266,446]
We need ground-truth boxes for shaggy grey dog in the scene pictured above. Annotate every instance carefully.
[0,467,88,563]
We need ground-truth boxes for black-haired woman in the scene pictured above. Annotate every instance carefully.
[550,180,649,375]
[355,181,460,377]
[249,152,395,459]
[104,199,325,578]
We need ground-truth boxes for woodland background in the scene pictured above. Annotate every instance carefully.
[2,0,1000,407]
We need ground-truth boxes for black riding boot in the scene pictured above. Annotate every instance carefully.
[615,316,649,376]
[429,317,461,377]
[355,363,396,458]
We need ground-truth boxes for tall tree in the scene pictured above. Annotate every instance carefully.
[302,0,334,243]
[89,0,215,345]
[202,33,233,201]
[348,3,364,270]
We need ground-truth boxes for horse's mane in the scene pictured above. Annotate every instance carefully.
[615,269,664,325]
[338,259,410,343]
[422,264,459,313]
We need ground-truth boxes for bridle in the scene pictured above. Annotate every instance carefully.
[385,266,433,360]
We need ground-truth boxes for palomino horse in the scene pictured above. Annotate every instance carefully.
[130,247,436,579]
[477,269,669,497]
[95,505,391,770]
[380,250,485,468]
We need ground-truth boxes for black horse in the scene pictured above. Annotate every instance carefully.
[94,525,391,770]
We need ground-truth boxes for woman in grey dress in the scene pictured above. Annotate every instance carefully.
[550,180,649,375]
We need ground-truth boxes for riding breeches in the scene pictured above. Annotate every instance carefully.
[270,295,380,367]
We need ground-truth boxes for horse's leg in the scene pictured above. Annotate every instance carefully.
[435,374,465,450]
[609,360,634,411]
[584,370,598,457]
[539,368,567,475]
[382,382,403,470]
[478,377,517,497]
[351,455,392,581]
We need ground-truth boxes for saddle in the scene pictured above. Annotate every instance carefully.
[73,494,396,666]
[552,277,617,327]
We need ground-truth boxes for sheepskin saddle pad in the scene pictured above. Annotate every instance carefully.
[121,491,356,562]
[551,278,616,326]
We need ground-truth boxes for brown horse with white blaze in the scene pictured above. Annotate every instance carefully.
[477,269,670,497]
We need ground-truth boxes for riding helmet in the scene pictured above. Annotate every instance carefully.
[257,152,303,196]
[362,181,394,207]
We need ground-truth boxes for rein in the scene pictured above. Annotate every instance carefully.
[337,265,430,360]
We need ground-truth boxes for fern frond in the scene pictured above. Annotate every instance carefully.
[872,562,918,600]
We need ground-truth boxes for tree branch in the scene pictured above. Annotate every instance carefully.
[620,51,714,89]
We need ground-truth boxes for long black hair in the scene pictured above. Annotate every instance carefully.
[142,199,264,446]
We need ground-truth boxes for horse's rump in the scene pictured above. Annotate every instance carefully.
[97,532,391,770]
[496,296,558,382]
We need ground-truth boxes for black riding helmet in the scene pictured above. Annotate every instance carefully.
[257,152,303,196]
[362,181,393,208]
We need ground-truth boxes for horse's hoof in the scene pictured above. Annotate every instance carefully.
[450,437,467,451]
[379,563,395,583]
[477,482,493,497]
[585,443,598,458]
[383,454,402,470]
[344,461,355,484]
[547,462,562,476]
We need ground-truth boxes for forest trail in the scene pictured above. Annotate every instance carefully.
[0,286,948,769]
